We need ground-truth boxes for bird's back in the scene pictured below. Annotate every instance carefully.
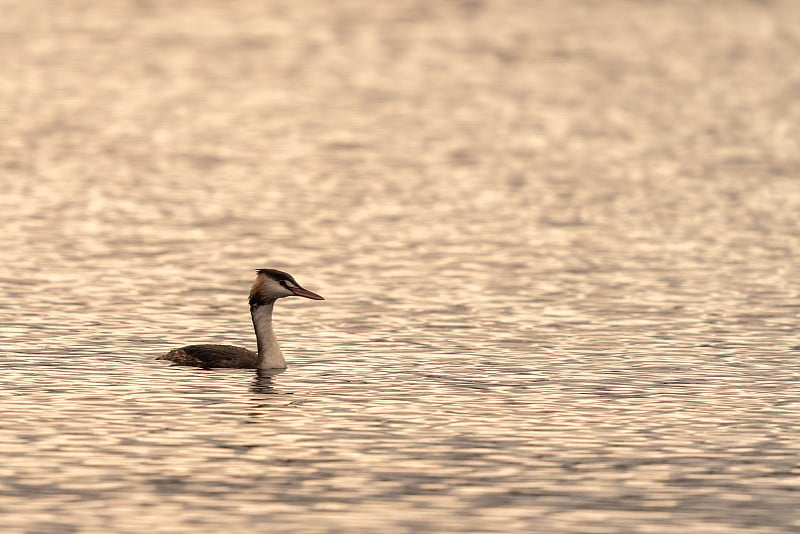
[158,344,259,368]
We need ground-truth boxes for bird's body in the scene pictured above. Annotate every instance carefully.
[162,344,259,368]
[158,269,323,369]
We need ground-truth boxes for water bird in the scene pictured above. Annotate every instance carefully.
[159,269,324,369]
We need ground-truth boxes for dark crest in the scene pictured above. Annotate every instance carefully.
[255,268,299,285]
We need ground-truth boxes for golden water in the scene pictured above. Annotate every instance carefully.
[1,1,799,532]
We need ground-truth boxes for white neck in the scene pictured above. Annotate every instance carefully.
[251,302,287,369]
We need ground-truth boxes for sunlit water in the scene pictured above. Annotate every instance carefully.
[2,1,800,532]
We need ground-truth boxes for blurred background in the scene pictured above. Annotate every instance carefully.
[1,1,799,532]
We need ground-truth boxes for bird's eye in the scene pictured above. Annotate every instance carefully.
[281,280,296,288]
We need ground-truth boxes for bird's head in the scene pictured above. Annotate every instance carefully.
[249,268,324,307]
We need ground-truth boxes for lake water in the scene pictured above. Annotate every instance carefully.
[2,1,800,532]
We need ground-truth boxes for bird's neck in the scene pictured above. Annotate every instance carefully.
[250,301,287,369]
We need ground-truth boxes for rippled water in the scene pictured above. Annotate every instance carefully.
[2,1,800,532]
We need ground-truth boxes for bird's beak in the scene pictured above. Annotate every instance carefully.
[290,287,325,300]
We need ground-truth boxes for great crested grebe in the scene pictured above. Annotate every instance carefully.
[159,269,324,369]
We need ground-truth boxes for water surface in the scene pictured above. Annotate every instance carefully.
[1,1,800,532]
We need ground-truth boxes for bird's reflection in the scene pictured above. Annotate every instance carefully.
[250,368,288,395]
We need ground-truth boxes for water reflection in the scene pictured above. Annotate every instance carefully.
[250,368,288,395]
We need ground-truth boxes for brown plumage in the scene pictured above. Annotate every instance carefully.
[161,345,259,368]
